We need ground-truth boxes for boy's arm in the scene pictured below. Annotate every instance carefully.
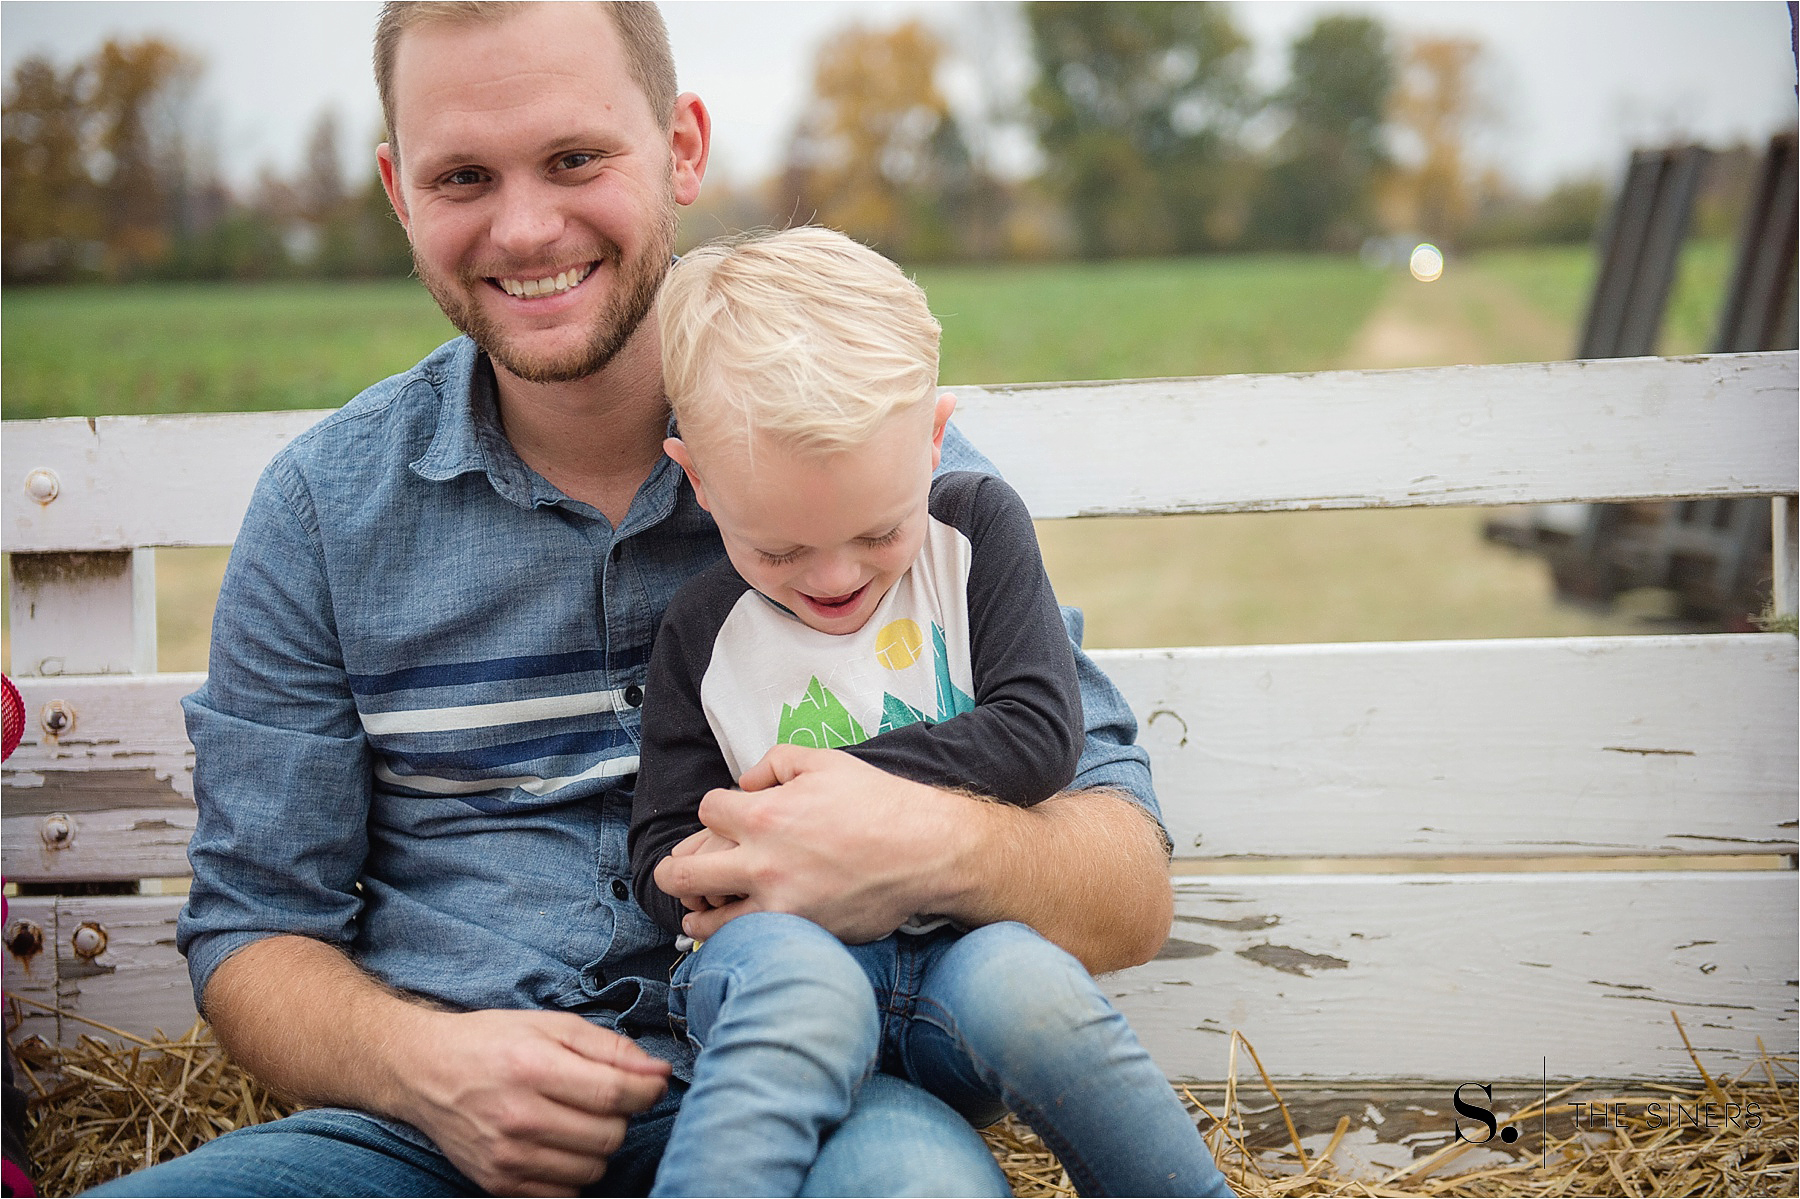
[628,573,744,937]
[842,472,1080,807]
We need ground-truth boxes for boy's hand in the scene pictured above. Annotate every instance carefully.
[666,827,742,911]
[652,744,967,942]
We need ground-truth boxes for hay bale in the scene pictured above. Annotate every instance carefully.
[9,999,1794,1197]
[9,1003,297,1198]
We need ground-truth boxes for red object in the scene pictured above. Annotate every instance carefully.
[1,1155,36,1198]
[0,676,21,763]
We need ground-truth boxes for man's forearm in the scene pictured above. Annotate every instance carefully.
[660,749,1172,972]
[202,934,432,1115]
[935,787,1173,975]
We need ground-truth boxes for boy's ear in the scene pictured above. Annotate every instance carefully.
[663,437,710,511]
[929,392,957,470]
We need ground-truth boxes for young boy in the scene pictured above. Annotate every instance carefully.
[629,227,1232,1197]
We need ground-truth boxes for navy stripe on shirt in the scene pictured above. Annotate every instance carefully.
[386,726,637,772]
[348,647,651,696]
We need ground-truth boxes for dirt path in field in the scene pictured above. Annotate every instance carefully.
[1336,260,1574,370]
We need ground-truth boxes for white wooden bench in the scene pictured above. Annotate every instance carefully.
[5,353,1796,1118]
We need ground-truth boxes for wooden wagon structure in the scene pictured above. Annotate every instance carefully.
[4,348,1796,1174]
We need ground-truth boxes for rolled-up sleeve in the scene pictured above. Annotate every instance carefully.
[177,456,373,1011]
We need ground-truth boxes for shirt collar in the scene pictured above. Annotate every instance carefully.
[408,336,685,527]
[409,341,560,509]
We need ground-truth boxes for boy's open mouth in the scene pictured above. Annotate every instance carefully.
[492,261,597,299]
[802,584,868,614]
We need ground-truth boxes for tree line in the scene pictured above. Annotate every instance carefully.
[5,4,1618,284]
[2,39,407,284]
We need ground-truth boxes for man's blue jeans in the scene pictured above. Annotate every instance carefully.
[654,913,1233,1197]
[83,1058,1006,1196]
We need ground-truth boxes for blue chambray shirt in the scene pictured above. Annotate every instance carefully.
[178,335,1159,1080]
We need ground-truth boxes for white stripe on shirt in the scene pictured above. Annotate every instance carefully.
[359,689,628,735]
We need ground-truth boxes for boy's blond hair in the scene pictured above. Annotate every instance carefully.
[659,227,941,452]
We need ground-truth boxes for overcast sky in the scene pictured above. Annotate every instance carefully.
[3,2,1795,197]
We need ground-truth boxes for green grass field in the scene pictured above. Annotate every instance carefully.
[1466,237,1735,356]
[0,254,1388,420]
[920,253,1388,383]
[2,243,1738,671]
[1,281,459,419]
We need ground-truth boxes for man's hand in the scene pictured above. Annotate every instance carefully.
[653,744,962,943]
[203,936,670,1199]
[396,1008,670,1197]
[648,745,1173,973]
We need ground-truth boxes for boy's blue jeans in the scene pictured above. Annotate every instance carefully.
[653,913,1234,1197]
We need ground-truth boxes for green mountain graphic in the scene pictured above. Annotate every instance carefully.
[932,623,974,721]
[877,692,930,735]
[777,676,868,749]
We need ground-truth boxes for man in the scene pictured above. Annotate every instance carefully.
[96,4,1174,1196]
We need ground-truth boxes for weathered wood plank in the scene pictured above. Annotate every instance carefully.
[3,898,61,1046]
[2,807,196,883]
[5,355,1794,553]
[1114,871,1798,1083]
[3,409,329,551]
[954,351,1798,518]
[4,897,198,1048]
[1,675,202,819]
[1102,633,1797,859]
[6,549,156,677]
[13,875,1792,1084]
[49,895,198,1043]
[6,638,1794,868]
[1775,495,1798,616]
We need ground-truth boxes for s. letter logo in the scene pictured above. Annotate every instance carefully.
[1453,1082,1519,1144]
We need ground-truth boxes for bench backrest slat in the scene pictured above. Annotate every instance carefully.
[6,638,1795,881]
[5,353,1794,552]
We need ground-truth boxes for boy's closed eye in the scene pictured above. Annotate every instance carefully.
[756,526,905,567]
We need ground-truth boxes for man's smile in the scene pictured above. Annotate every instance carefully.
[493,262,597,298]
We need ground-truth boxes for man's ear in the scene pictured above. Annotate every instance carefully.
[669,93,711,207]
[376,143,411,236]
[664,437,710,511]
[929,392,957,470]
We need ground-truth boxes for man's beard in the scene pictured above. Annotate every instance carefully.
[414,195,677,385]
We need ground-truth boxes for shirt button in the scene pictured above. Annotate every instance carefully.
[623,684,643,708]
[612,879,630,901]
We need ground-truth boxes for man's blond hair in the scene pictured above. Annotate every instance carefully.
[661,227,942,453]
[373,1,677,156]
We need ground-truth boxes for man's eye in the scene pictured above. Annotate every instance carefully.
[445,168,485,186]
[557,153,597,171]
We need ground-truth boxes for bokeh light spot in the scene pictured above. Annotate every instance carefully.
[1410,243,1445,283]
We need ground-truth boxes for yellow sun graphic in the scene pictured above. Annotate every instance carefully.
[874,619,926,670]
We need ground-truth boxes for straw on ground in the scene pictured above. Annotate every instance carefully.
[9,998,1794,1198]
